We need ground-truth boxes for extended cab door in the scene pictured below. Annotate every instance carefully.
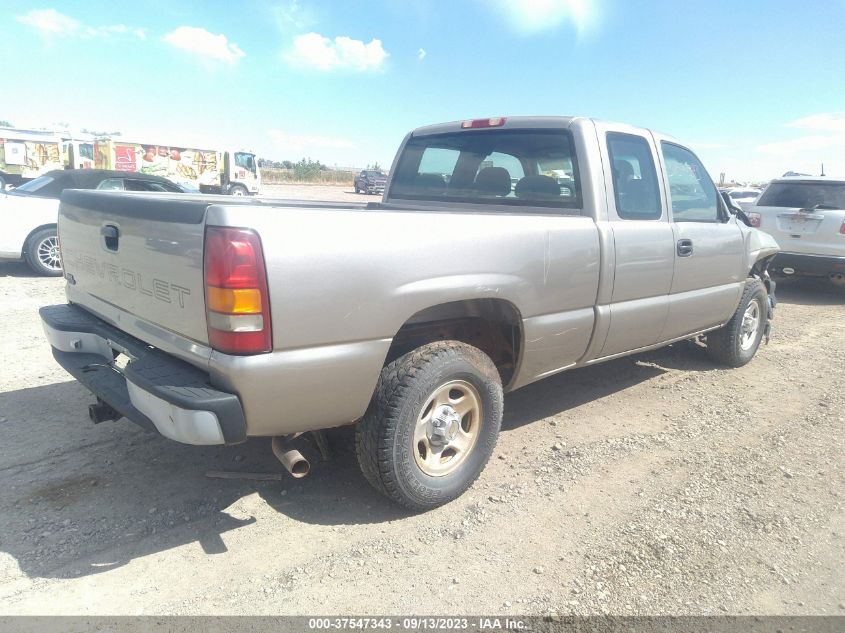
[593,122,675,358]
[655,138,745,339]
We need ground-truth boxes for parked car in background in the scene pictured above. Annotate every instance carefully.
[354,169,387,195]
[0,169,187,276]
[748,177,845,287]
[722,187,762,211]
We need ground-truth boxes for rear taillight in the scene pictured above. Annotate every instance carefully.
[204,226,272,354]
[747,212,762,228]
[840,219,845,235]
[461,117,506,129]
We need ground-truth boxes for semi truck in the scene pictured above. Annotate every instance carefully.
[1,126,260,195]
[0,127,65,189]
[78,139,261,196]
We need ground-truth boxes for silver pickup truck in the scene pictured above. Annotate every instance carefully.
[41,116,779,510]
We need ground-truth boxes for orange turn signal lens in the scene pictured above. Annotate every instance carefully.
[207,286,262,314]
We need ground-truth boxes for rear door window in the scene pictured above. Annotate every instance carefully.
[607,133,662,220]
[390,129,580,210]
[757,182,845,209]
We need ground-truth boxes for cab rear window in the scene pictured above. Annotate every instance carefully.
[389,129,581,210]
[757,182,845,209]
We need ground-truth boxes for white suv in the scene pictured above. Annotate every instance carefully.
[748,177,845,287]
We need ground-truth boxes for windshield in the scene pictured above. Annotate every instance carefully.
[234,152,257,173]
[757,182,845,209]
[7,175,56,196]
[389,129,580,210]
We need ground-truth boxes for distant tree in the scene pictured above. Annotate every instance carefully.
[293,157,326,180]
[367,162,382,171]
[0,120,12,127]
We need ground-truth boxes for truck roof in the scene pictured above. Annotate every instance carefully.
[411,116,581,137]
[769,176,845,184]
[409,116,681,145]
[0,128,63,143]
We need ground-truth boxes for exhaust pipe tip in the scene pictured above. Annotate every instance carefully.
[271,436,311,478]
[88,400,120,424]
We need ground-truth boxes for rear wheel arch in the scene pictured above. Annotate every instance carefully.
[23,224,62,276]
[23,223,58,255]
[384,298,524,389]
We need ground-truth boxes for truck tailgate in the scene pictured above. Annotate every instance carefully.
[59,190,211,347]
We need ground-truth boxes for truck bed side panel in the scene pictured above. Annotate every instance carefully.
[205,205,601,433]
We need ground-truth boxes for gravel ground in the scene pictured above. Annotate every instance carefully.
[0,256,842,616]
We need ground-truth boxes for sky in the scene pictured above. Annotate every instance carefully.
[2,0,844,182]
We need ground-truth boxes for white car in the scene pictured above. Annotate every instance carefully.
[724,187,762,211]
[0,169,185,276]
[748,177,845,287]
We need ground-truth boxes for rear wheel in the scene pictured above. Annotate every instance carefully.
[356,341,503,511]
[706,279,767,367]
[25,227,63,277]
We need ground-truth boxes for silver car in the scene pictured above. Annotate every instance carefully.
[748,177,845,287]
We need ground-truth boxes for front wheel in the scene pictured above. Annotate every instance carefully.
[356,341,503,511]
[706,279,768,367]
[25,227,63,277]
[229,185,248,196]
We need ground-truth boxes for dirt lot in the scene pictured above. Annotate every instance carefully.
[260,183,373,202]
[0,255,842,616]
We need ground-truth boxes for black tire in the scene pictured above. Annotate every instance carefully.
[356,341,503,511]
[706,279,767,367]
[24,227,63,277]
[229,184,248,196]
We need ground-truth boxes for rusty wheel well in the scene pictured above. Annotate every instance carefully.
[385,299,522,387]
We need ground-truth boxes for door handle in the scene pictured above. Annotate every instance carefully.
[677,238,693,257]
[100,224,120,251]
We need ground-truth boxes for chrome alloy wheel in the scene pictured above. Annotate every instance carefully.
[413,380,482,477]
[36,235,62,272]
[739,300,760,351]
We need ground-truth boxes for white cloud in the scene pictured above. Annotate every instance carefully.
[268,129,356,153]
[285,32,388,71]
[274,0,314,31]
[785,112,845,134]
[756,113,845,174]
[417,48,427,60]
[695,112,845,182]
[491,0,600,34]
[16,8,79,34]
[163,26,245,64]
[16,8,145,40]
